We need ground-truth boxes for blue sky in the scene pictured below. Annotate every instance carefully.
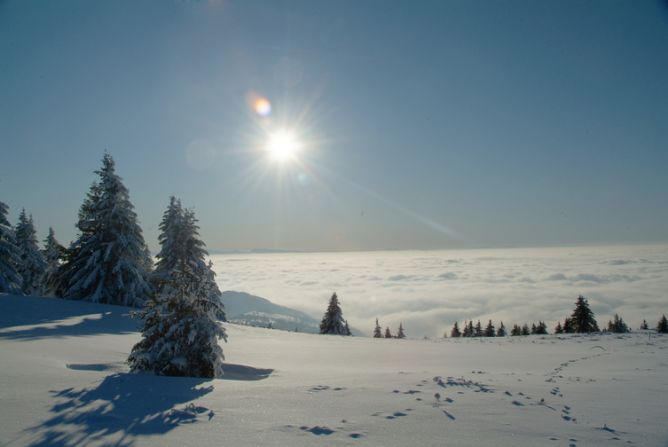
[1,0,667,251]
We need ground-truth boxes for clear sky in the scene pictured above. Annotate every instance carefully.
[1,0,667,252]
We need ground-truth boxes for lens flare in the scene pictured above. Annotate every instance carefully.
[254,97,272,116]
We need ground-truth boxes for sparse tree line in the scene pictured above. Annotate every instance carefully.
[1,154,226,378]
[447,296,668,338]
[371,318,406,339]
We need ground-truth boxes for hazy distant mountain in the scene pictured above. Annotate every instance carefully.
[221,291,321,333]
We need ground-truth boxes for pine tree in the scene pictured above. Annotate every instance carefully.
[0,201,22,294]
[510,324,521,336]
[462,321,472,337]
[397,322,406,339]
[569,296,599,333]
[41,227,66,296]
[554,321,563,334]
[384,327,392,338]
[640,320,649,330]
[373,318,383,338]
[607,314,629,334]
[450,321,461,338]
[534,321,548,335]
[474,320,483,337]
[497,321,506,337]
[128,202,226,378]
[61,154,152,306]
[14,210,47,295]
[657,315,668,334]
[530,323,537,335]
[563,318,574,334]
[319,292,350,335]
[521,324,530,336]
[484,320,495,337]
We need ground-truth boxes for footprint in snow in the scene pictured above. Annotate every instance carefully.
[301,426,335,436]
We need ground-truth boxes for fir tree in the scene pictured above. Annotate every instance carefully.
[554,321,563,334]
[530,323,537,335]
[563,318,574,334]
[0,201,22,294]
[534,321,548,335]
[14,210,47,295]
[319,292,350,335]
[373,318,383,338]
[384,327,392,338]
[484,320,496,337]
[657,315,668,334]
[497,321,506,337]
[607,314,629,334]
[521,324,530,336]
[640,319,649,330]
[462,321,473,337]
[450,321,461,338]
[569,296,599,333]
[129,202,226,378]
[397,322,406,339]
[61,154,152,306]
[41,227,66,296]
[510,324,521,336]
[474,320,483,337]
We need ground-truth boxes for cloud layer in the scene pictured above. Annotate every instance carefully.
[212,244,668,337]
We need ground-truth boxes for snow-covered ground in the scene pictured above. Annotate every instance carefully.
[1,294,667,446]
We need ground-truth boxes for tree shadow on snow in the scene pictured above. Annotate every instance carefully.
[25,373,214,447]
[0,295,138,340]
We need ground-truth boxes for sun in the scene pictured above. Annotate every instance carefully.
[265,130,300,162]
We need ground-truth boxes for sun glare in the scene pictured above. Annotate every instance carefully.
[266,130,300,162]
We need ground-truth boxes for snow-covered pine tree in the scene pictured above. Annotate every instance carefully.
[607,314,629,333]
[474,320,483,337]
[563,318,574,334]
[656,315,667,334]
[397,323,406,339]
[0,201,22,294]
[373,318,382,338]
[384,327,392,338]
[497,321,506,337]
[14,210,47,295]
[63,154,152,307]
[319,292,350,335]
[554,321,563,334]
[569,295,599,333]
[484,320,495,337]
[41,227,66,296]
[129,203,226,378]
[450,321,461,338]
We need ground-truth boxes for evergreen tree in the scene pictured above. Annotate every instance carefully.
[319,292,350,335]
[569,296,599,333]
[128,203,226,378]
[373,318,383,338]
[510,324,521,336]
[41,227,66,296]
[554,321,563,334]
[497,321,506,337]
[521,324,530,336]
[397,322,406,339]
[640,320,649,330]
[657,315,668,334]
[607,314,629,334]
[474,320,483,337]
[14,210,47,295]
[61,155,152,306]
[450,321,461,338]
[384,327,392,338]
[0,201,22,294]
[535,321,548,335]
[530,323,537,335]
[563,318,574,334]
[484,320,496,337]
[462,321,472,337]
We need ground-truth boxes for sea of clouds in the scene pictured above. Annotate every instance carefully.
[212,244,668,338]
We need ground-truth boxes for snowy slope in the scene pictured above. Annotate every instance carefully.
[1,294,667,446]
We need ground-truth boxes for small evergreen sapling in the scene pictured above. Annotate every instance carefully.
[607,314,629,333]
[384,327,392,338]
[640,320,649,330]
[554,321,563,334]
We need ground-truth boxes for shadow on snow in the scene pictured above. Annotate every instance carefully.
[25,373,215,447]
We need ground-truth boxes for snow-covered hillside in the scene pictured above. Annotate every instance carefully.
[1,294,667,446]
